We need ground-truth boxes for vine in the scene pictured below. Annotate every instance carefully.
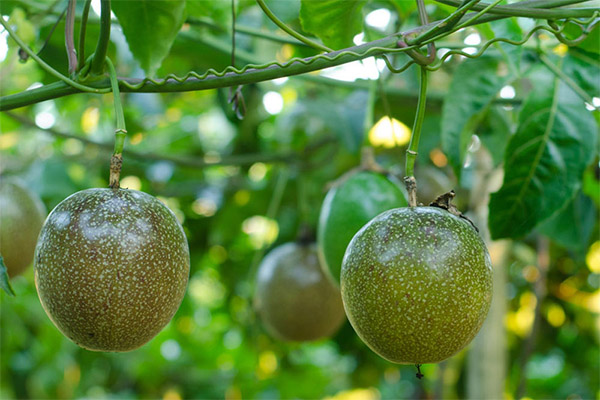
[0,0,597,111]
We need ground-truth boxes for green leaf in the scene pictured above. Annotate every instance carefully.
[440,56,509,180]
[536,191,596,252]
[488,68,598,240]
[565,19,600,56]
[299,0,367,49]
[307,90,368,152]
[186,0,231,27]
[583,168,600,208]
[479,106,513,167]
[563,51,600,98]
[265,0,301,23]
[0,255,16,297]
[388,0,416,18]
[111,0,186,75]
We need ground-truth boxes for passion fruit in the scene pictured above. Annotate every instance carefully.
[34,188,190,352]
[341,206,492,364]
[254,242,345,342]
[318,172,407,284]
[0,178,46,277]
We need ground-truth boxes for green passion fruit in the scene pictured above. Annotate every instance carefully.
[318,172,407,285]
[0,178,46,277]
[341,206,492,364]
[254,242,345,342]
[34,188,190,352]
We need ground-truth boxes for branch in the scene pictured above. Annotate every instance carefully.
[4,112,336,169]
[0,35,401,110]
[0,0,590,110]
[436,0,599,19]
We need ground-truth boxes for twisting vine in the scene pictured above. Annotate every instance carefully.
[0,0,597,111]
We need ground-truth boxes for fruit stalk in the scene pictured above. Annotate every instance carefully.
[404,66,428,206]
[106,58,127,189]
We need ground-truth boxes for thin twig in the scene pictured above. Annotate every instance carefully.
[4,112,336,169]
[255,0,332,52]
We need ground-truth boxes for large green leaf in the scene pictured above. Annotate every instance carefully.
[307,90,368,152]
[563,51,600,99]
[488,67,598,239]
[299,0,367,50]
[186,0,232,27]
[112,0,186,75]
[536,191,596,252]
[440,56,510,180]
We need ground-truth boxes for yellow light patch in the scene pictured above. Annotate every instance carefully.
[586,241,600,273]
[163,388,182,400]
[176,316,194,334]
[208,245,227,264]
[225,386,242,400]
[62,138,83,156]
[64,363,80,386]
[130,132,143,145]
[67,164,86,183]
[553,44,568,56]
[277,44,294,62]
[166,107,183,122]
[0,133,17,149]
[429,148,448,167]
[281,87,297,105]
[368,116,411,148]
[249,163,267,182]
[324,388,381,400]
[242,216,279,249]
[522,265,540,283]
[234,190,250,206]
[505,292,536,337]
[120,176,142,191]
[192,198,217,217]
[545,303,565,327]
[257,351,278,379]
[81,107,100,134]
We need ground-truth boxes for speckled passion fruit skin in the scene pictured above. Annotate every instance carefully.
[318,172,407,285]
[341,207,492,364]
[34,188,190,352]
[0,178,46,277]
[254,243,346,342]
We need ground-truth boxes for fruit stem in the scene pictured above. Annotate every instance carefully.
[404,66,428,206]
[415,363,424,379]
[106,57,127,189]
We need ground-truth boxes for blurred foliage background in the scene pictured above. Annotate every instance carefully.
[1,0,599,399]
